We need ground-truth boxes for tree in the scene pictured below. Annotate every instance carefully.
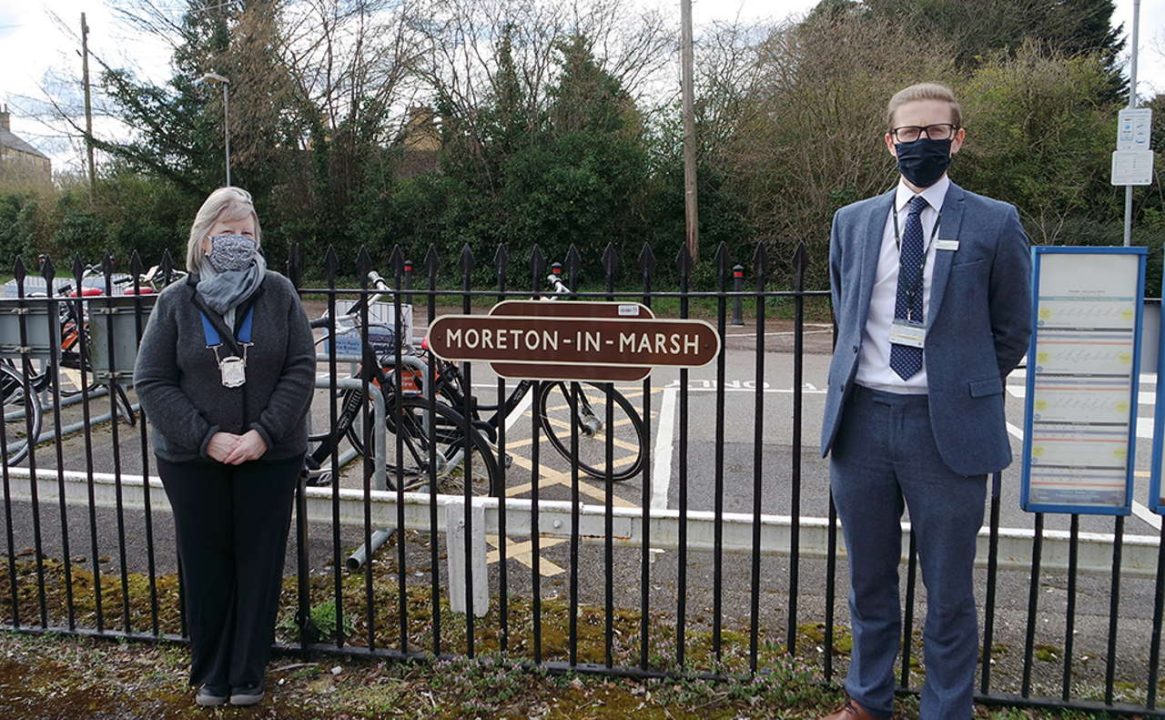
[957,42,1119,244]
[861,0,1125,100]
[717,10,958,286]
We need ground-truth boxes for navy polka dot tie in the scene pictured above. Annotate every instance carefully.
[890,195,928,380]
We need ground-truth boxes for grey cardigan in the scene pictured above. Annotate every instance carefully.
[133,271,316,463]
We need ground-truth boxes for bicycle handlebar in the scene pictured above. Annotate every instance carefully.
[546,273,571,295]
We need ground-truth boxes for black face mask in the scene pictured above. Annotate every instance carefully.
[894,137,952,188]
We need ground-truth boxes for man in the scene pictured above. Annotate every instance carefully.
[819,83,1031,720]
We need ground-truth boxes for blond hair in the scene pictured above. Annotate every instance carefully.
[886,83,962,130]
[185,186,262,272]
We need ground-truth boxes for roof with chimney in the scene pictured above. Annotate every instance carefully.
[0,105,49,160]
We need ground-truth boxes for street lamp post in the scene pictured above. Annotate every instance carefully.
[198,72,231,187]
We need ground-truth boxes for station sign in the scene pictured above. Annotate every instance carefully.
[425,300,720,382]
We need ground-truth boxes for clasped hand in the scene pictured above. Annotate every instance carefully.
[207,430,268,465]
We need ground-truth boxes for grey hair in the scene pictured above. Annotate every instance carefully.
[185,187,262,272]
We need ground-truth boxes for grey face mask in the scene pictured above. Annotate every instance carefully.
[205,234,257,272]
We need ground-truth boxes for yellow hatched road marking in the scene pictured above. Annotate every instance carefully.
[485,535,566,577]
[504,454,635,508]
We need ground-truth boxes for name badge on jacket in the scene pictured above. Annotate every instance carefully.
[890,320,926,348]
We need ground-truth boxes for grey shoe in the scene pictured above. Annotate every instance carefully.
[229,684,265,706]
[195,685,229,707]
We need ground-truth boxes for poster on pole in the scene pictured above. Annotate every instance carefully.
[1020,246,1146,515]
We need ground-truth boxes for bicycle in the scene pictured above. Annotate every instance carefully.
[305,269,648,494]
[113,264,189,295]
[303,274,498,497]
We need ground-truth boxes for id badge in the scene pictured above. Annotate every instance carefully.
[220,356,247,388]
[889,319,926,349]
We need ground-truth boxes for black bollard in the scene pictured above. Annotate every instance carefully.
[731,264,744,326]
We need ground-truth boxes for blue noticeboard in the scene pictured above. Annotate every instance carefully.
[1020,246,1146,516]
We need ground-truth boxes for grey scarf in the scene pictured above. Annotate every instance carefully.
[196,252,267,317]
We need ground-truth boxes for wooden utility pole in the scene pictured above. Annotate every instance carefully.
[680,0,699,262]
[81,13,96,195]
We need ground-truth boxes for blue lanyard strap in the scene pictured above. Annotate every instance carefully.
[200,307,254,347]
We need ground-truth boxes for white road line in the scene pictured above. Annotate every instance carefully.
[1005,421,1025,441]
[651,387,678,510]
[505,387,535,433]
[1005,421,1161,531]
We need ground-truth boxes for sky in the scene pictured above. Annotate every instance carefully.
[1,0,1163,176]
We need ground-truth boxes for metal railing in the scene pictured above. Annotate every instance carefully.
[0,244,1163,717]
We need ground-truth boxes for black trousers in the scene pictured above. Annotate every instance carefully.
[157,454,300,692]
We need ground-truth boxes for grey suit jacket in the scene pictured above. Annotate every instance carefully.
[819,181,1032,476]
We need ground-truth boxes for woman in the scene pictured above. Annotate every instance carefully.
[134,186,316,707]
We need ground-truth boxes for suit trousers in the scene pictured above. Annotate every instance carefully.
[158,455,300,693]
[830,386,987,720]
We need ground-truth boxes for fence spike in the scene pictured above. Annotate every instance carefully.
[40,254,55,283]
[356,246,373,286]
[530,245,546,283]
[129,250,143,279]
[101,251,115,294]
[72,255,85,282]
[494,243,509,272]
[324,245,339,283]
[602,242,619,280]
[13,255,26,282]
[495,244,510,292]
[676,243,692,279]
[639,243,656,276]
[564,244,581,278]
[159,249,175,282]
[753,243,769,281]
[459,243,475,275]
[389,244,405,273]
[424,244,440,277]
[792,240,809,275]
[714,241,729,274]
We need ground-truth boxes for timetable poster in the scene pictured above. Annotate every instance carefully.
[1020,247,1146,515]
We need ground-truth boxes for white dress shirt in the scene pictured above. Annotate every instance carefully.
[854,175,950,394]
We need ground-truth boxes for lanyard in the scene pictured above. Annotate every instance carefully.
[891,202,942,322]
[200,307,254,348]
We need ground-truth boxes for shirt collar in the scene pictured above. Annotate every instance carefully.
[895,174,950,214]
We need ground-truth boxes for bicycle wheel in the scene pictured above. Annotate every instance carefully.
[538,381,645,482]
[380,396,499,497]
[1,363,43,466]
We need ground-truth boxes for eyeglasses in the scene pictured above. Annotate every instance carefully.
[890,124,959,143]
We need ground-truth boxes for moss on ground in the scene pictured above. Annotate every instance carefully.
[0,557,1122,718]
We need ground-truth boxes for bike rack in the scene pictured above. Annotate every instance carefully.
[1,297,138,451]
[89,296,155,383]
[0,300,60,358]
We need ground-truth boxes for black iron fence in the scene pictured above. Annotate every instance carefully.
[1,244,1164,717]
